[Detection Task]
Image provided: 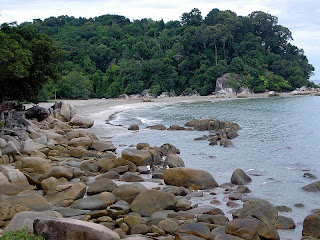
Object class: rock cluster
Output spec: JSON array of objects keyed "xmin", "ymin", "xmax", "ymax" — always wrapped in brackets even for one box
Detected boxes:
[{"xmin": 0, "ymin": 101, "xmax": 314, "ymax": 239}]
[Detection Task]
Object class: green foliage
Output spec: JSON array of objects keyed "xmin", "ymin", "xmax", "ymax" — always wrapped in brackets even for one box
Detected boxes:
[
  {"xmin": 0, "ymin": 23, "xmax": 60, "ymax": 103},
  {"xmin": 0, "ymin": 229, "xmax": 44, "ymax": 240},
  {"xmin": 12, "ymin": 9, "xmax": 313, "ymax": 99}
]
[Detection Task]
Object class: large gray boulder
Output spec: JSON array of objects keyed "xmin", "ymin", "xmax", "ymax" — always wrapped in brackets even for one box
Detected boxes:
[
  {"xmin": 121, "ymin": 148, "xmax": 152, "ymax": 166},
  {"xmin": 4, "ymin": 211, "xmax": 63, "ymax": 234},
  {"xmin": 1, "ymin": 168, "xmax": 29, "ymax": 185},
  {"xmin": 87, "ymin": 179, "xmax": 118, "ymax": 195},
  {"xmin": 163, "ymin": 167, "xmax": 218, "ymax": 190},
  {"xmin": 91, "ymin": 140, "xmax": 116, "ymax": 152},
  {"xmin": 302, "ymin": 181, "xmax": 320, "ymax": 192},
  {"xmin": 40, "ymin": 166, "xmax": 74, "ymax": 181},
  {"xmin": 69, "ymin": 114, "xmax": 94, "ymax": 128},
  {"xmin": 22, "ymin": 139, "xmax": 47, "ymax": 154},
  {"xmin": 164, "ymin": 153, "xmax": 185, "ymax": 168},
  {"xmin": 46, "ymin": 182, "xmax": 86, "ymax": 204},
  {"xmin": 70, "ymin": 192, "xmax": 116, "ymax": 210},
  {"xmin": 33, "ymin": 217, "xmax": 120, "ymax": 240},
  {"xmin": 1, "ymin": 141, "xmax": 20, "ymax": 156},
  {"xmin": 51, "ymin": 101, "xmax": 77, "ymax": 122}
]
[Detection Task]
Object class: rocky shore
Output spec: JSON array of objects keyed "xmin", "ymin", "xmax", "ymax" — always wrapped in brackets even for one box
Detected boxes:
[{"xmin": 0, "ymin": 100, "xmax": 320, "ymax": 240}]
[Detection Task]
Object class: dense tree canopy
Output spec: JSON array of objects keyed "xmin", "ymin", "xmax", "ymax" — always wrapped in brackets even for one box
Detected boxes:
[
  {"xmin": 3, "ymin": 8, "xmax": 315, "ymax": 100},
  {"xmin": 0, "ymin": 23, "xmax": 60, "ymax": 102}
]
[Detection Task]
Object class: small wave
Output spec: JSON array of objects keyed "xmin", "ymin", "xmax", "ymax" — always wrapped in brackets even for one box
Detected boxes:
[{"xmin": 137, "ymin": 117, "xmax": 161, "ymax": 125}]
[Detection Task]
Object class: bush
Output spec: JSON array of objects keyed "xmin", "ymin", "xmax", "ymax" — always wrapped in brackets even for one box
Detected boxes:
[{"xmin": 0, "ymin": 229, "xmax": 44, "ymax": 240}]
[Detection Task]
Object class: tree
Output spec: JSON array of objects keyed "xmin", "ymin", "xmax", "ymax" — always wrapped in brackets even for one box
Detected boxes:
[
  {"xmin": 181, "ymin": 8, "xmax": 203, "ymax": 27},
  {"xmin": 0, "ymin": 23, "xmax": 60, "ymax": 103}
]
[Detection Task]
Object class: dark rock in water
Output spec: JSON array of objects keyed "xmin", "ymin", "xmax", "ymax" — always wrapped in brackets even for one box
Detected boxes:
[
  {"xmin": 145, "ymin": 124, "xmax": 167, "ymax": 130},
  {"xmin": 33, "ymin": 217, "xmax": 120, "ymax": 240},
  {"xmin": 274, "ymin": 216, "xmax": 295, "ymax": 229},
  {"xmin": 294, "ymin": 203, "xmax": 305, "ymax": 208},
  {"xmin": 246, "ymin": 169, "xmax": 264, "ymax": 176},
  {"xmin": 220, "ymin": 138, "xmax": 234, "ymax": 148},
  {"xmin": 231, "ymin": 168, "xmax": 252, "ymax": 185},
  {"xmin": 235, "ymin": 185, "xmax": 251, "ymax": 193},
  {"xmin": 159, "ymin": 143, "xmax": 180, "ymax": 156},
  {"xmin": 25, "ymin": 105, "xmax": 49, "ymax": 121},
  {"xmin": 302, "ymin": 181, "xmax": 320, "ymax": 192},
  {"xmin": 168, "ymin": 125, "xmax": 186, "ymax": 131},
  {"xmin": 163, "ymin": 167, "xmax": 218, "ymax": 190},
  {"xmin": 128, "ymin": 124, "xmax": 139, "ymax": 130},
  {"xmin": 303, "ymin": 173, "xmax": 317, "ymax": 179},
  {"xmin": 275, "ymin": 205, "xmax": 292, "ymax": 213},
  {"xmin": 194, "ymin": 135, "xmax": 209, "ymax": 141},
  {"xmin": 302, "ymin": 214, "xmax": 320, "ymax": 238}
]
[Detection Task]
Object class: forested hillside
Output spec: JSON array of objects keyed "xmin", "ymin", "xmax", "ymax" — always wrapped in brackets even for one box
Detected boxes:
[{"xmin": 26, "ymin": 8, "xmax": 315, "ymax": 99}]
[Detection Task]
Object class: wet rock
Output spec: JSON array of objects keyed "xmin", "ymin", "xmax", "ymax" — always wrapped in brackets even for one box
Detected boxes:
[
  {"xmin": 275, "ymin": 205, "xmax": 292, "ymax": 213},
  {"xmin": 274, "ymin": 216, "xmax": 295, "ymax": 229},
  {"xmin": 164, "ymin": 153, "xmax": 185, "ymax": 168},
  {"xmin": 168, "ymin": 125, "xmax": 186, "ymax": 131},
  {"xmin": 120, "ymin": 172, "xmax": 145, "ymax": 182},
  {"xmin": 219, "ymin": 138, "xmax": 234, "ymax": 148},
  {"xmin": 302, "ymin": 214, "xmax": 320, "ymax": 238},
  {"xmin": 130, "ymin": 190, "xmax": 178, "ymax": 217},
  {"xmin": 69, "ymin": 114, "xmax": 94, "ymax": 128},
  {"xmin": 146, "ymin": 124, "xmax": 167, "ymax": 130},
  {"xmin": 128, "ymin": 125, "xmax": 139, "ymax": 131},
  {"xmin": 80, "ymin": 159, "xmax": 98, "ymax": 173},
  {"xmin": 175, "ymin": 198, "xmax": 192, "ymax": 211},
  {"xmin": 121, "ymin": 148, "xmax": 152, "ymax": 166},
  {"xmin": 71, "ymin": 192, "xmax": 116, "ymax": 210},
  {"xmin": 33, "ymin": 217, "xmax": 120, "ymax": 240},
  {"xmin": 87, "ymin": 178, "xmax": 118, "ymax": 195},
  {"xmin": 303, "ymin": 181, "xmax": 320, "ymax": 192},
  {"xmin": 234, "ymin": 185, "xmax": 251, "ymax": 193},
  {"xmin": 230, "ymin": 168, "xmax": 252, "ymax": 185},
  {"xmin": 163, "ymin": 167, "xmax": 218, "ymax": 190},
  {"xmin": 136, "ymin": 143, "xmax": 150, "ymax": 150},
  {"xmin": 46, "ymin": 182, "xmax": 86, "ymax": 204},
  {"xmin": 303, "ymin": 173, "xmax": 317, "ymax": 179}
]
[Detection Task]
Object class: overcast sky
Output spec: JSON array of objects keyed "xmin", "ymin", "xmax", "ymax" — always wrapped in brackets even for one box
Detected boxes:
[{"xmin": 1, "ymin": 0, "xmax": 319, "ymax": 81}]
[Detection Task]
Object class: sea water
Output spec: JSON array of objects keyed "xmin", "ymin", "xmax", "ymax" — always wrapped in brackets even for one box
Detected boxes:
[{"xmin": 109, "ymin": 96, "xmax": 320, "ymax": 239}]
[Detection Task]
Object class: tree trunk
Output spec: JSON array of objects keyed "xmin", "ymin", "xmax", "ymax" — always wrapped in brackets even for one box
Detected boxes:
[
  {"xmin": 215, "ymin": 43, "xmax": 218, "ymax": 66},
  {"xmin": 223, "ymin": 42, "xmax": 226, "ymax": 59}
]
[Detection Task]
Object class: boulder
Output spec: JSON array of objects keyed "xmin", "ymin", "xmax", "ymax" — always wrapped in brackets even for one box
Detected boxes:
[
  {"xmin": 302, "ymin": 181, "xmax": 320, "ymax": 192},
  {"xmin": 41, "ymin": 177, "xmax": 59, "ymax": 195},
  {"xmin": 69, "ymin": 114, "xmax": 94, "ymax": 128},
  {"xmin": 1, "ymin": 192, "xmax": 50, "ymax": 211},
  {"xmin": 97, "ymin": 171, "xmax": 120, "ymax": 180},
  {"xmin": 168, "ymin": 125, "xmax": 186, "ymax": 131},
  {"xmin": 163, "ymin": 167, "xmax": 218, "ymax": 190},
  {"xmin": 0, "ymin": 138, "xmax": 7, "ymax": 148},
  {"xmin": 1, "ymin": 168, "xmax": 29, "ymax": 185},
  {"xmin": 274, "ymin": 216, "xmax": 295, "ymax": 229},
  {"xmin": 225, "ymin": 218, "xmax": 279, "ymax": 240},
  {"xmin": 159, "ymin": 143, "xmax": 180, "ymax": 156},
  {"xmin": 146, "ymin": 124, "xmax": 167, "ymax": 130},
  {"xmin": 0, "ymin": 183, "xmax": 36, "ymax": 195},
  {"xmin": 178, "ymin": 222, "xmax": 212, "ymax": 239},
  {"xmin": 69, "ymin": 146, "xmax": 88, "ymax": 158},
  {"xmin": 136, "ymin": 143, "xmax": 150, "ymax": 150},
  {"xmin": 91, "ymin": 140, "xmax": 116, "ymax": 152},
  {"xmin": 119, "ymin": 172, "xmax": 145, "ymax": 182},
  {"xmin": 232, "ymin": 198, "xmax": 278, "ymax": 224},
  {"xmin": 22, "ymin": 139, "xmax": 47, "ymax": 154},
  {"xmin": 128, "ymin": 125, "xmax": 139, "ymax": 131},
  {"xmin": 33, "ymin": 217, "xmax": 120, "ymax": 240},
  {"xmin": 215, "ymin": 73, "xmax": 241, "ymax": 95},
  {"xmin": 41, "ymin": 166, "xmax": 74, "ymax": 181},
  {"xmin": 121, "ymin": 148, "xmax": 152, "ymax": 166},
  {"xmin": 112, "ymin": 186, "xmax": 145, "ymax": 204},
  {"xmin": 230, "ymin": 168, "xmax": 252, "ymax": 185},
  {"xmin": 159, "ymin": 218, "xmax": 179, "ymax": 234},
  {"xmin": 175, "ymin": 198, "xmax": 192, "ymax": 211},
  {"xmin": 1, "ymin": 141, "xmax": 20, "ymax": 156},
  {"xmin": 4, "ymin": 211, "xmax": 62, "ymax": 234},
  {"xmin": 71, "ymin": 192, "xmax": 116, "ymax": 210},
  {"xmin": 0, "ymin": 172, "xmax": 9, "ymax": 185},
  {"xmin": 25, "ymin": 106, "xmax": 49, "ymax": 121},
  {"xmin": 46, "ymin": 182, "xmax": 86, "ymax": 204},
  {"xmin": 51, "ymin": 102, "xmax": 77, "ymax": 122},
  {"xmin": 197, "ymin": 214, "xmax": 229, "ymax": 225},
  {"xmin": 68, "ymin": 137, "xmax": 93, "ymax": 148},
  {"xmin": 20, "ymin": 156, "xmax": 52, "ymax": 174},
  {"xmin": 80, "ymin": 159, "xmax": 98, "ymax": 173},
  {"xmin": 302, "ymin": 214, "xmax": 320, "ymax": 238},
  {"xmin": 164, "ymin": 153, "xmax": 185, "ymax": 168},
  {"xmin": 220, "ymin": 138, "xmax": 234, "ymax": 148},
  {"xmin": 130, "ymin": 189, "xmax": 178, "ymax": 216},
  {"xmin": 87, "ymin": 179, "xmax": 118, "ymax": 195}
]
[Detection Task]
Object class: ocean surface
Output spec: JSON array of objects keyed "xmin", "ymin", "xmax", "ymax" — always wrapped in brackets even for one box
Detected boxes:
[{"xmin": 108, "ymin": 96, "xmax": 320, "ymax": 239}]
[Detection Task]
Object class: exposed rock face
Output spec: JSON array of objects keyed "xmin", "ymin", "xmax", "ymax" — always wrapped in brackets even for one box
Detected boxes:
[
  {"xmin": 121, "ymin": 149, "xmax": 153, "ymax": 166},
  {"xmin": 33, "ymin": 217, "xmax": 120, "ymax": 240},
  {"xmin": 163, "ymin": 167, "xmax": 218, "ymax": 190},
  {"xmin": 215, "ymin": 73, "xmax": 242, "ymax": 95},
  {"xmin": 50, "ymin": 101, "xmax": 77, "ymax": 122},
  {"xmin": 130, "ymin": 190, "xmax": 178, "ymax": 216},
  {"xmin": 69, "ymin": 114, "xmax": 94, "ymax": 128},
  {"xmin": 230, "ymin": 168, "xmax": 252, "ymax": 185},
  {"xmin": 145, "ymin": 124, "xmax": 167, "ymax": 130}
]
